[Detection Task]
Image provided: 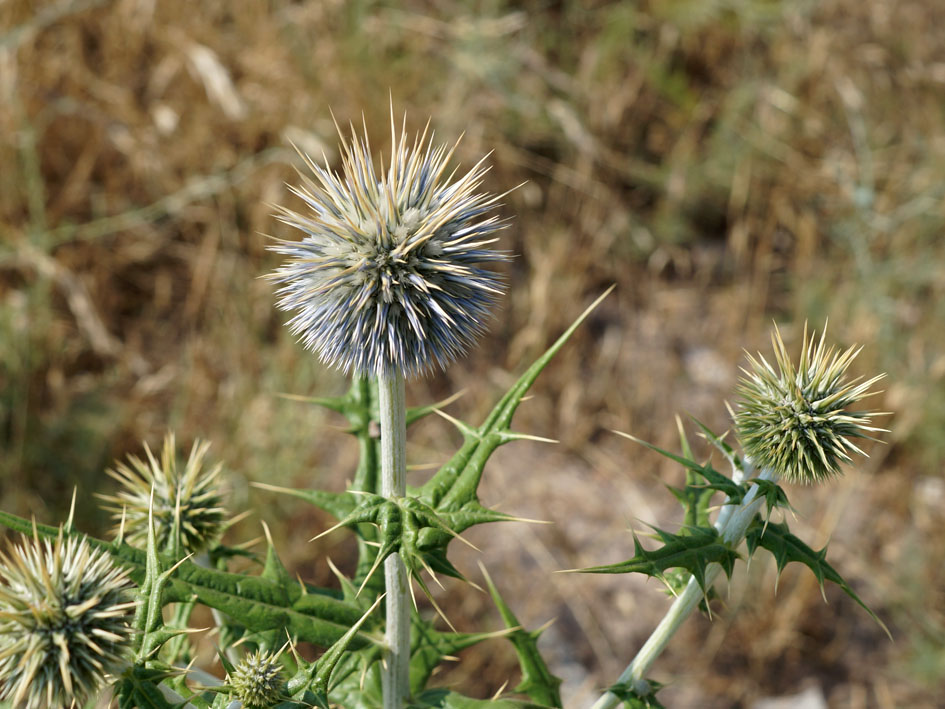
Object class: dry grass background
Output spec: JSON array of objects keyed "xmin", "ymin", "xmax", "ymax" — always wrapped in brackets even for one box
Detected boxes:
[{"xmin": 2, "ymin": 0, "xmax": 945, "ymax": 706}]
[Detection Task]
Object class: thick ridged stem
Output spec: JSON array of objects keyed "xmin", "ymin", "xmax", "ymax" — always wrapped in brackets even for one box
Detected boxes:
[
  {"xmin": 590, "ymin": 466, "xmax": 778, "ymax": 709},
  {"xmin": 379, "ymin": 373, "xmax": 409, "ymax": 709}
]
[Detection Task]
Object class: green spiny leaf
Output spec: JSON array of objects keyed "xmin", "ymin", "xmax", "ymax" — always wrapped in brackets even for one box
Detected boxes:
[
  {"xmin": 689, "ymin": 417, "xmax": 742, "ymax": 474},
  {"xmin": 422, "ymin": 288, "xmax": 613, "ymax": 512},
  {"xmin": 745, "ymin": 518, "xmax": 889, "ymax": 636},
  {"xmin": 267, "ymin": 377, "xmax": 386, "ymax": 602},
  {"xmin": 163, "ymin": 598, "xmax": 198, "ymax": 665},
  {"xmin": 310, "ymin": 595, "xmax": 383, "ymax": 698},
  {"xmin": 114, "ymin": 665, "xmax": 186, "ymax": 709},
  {"xmin": 409, "ymin": 617, "xmax": 510, "ymax": 697},
  {"xmin": 437, "ymin": 502, "xmax": 537, "ymax": 537},
  {"xmin": 749, "ymin": 478, "xmax": 795, "ymax": 523},
  {"xmin": 262, "ymin": 534, "xmax": 294, "ymax": 588},
  {"xmin": 341, "ymin": 377, "xmax": 380, "ymax": 495},
  {"xmin": 604, "ymin": 679, "xmax": 666, "ymax": 709},
  {"xmin": 612, "ymin": 431, "xmax": 745, "ymax": 502},
  {"xmin": 666, "ymin": 483, "xmax": 713, "ymax": 531},
  {"xmin": 406, "ymin": 390, "xmax": 466, "ymax": 427},
  {"xmin": 481, "ymin": 565, "xmax": 562, "ymax": 708},
  {"xmin": 577, "ymin": 525, "xmax": 739, "ymax": 593},
  {"xmin": 665, "ymin": 433, "xmax": 703, "ymax": 523},
  {"xmin": 253, "ymin": 485, "xmax": 361, "ymax": 524},
  {"xmin": 663, "ymin": 419, "xmax": 715, "ymax": 530}
]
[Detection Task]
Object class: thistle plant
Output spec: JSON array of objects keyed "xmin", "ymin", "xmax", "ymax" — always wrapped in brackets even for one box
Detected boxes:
[
  {"xmin": 0, "ymin": 109, "xmax": 893, "ymax": 709},
  {"xmin": 0, "ymin": 529, "xmax": 135, "ymax": 708},
  {"xmin": 268, "ymin": 110, "xmax": 510, "ymax": 709},
  {"xmin": 587, "ymin": 326, "xmax": 887, "ymax": 709}
]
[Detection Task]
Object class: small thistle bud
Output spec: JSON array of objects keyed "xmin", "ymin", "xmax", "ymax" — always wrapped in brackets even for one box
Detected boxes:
[
  {"xmin": 227, "ymin": 649, "xmax": 285, "ymax": 708},
  {"xmin": 99, "ymin": 432, "xmax": 227, "ymax": 554},
  {"xmin": 268, "ymin": 110, "xmax": 510, "ymax": 378},
  {"xmin": 734, "ymin": 325, "xmax": 885, "ymax": 484},
  {"xmin": 0, "ymin": 531, "xmax": 135, "ymax": 709}
]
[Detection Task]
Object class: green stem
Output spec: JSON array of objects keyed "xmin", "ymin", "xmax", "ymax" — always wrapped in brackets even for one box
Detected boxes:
[
  {"xmin": 590, "ymin": 466, "xmax": 777, "ymax": 709},
  {"xmin": 378, "ymin": 372, "xmax": 409, "ymax": 709}
]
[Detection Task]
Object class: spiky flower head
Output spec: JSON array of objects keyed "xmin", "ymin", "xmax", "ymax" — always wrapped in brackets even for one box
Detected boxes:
[
  {"xmin": 268, "ymin": 111, "xmax": 510, "ymax": 378},
  {"xmin": 227, "ymin": 649, "xmax": 285, "ymax": 708},
  {"xmin": 734, "ymin": 325, "xmax": 886, "ymax": 484},
  {"xmin": 0, "ymin": 530, "xmax": 135, "ymax": 708},
  {"xmin": 99, "ymin": 433, "xmax": 227, "ymax": 554}
]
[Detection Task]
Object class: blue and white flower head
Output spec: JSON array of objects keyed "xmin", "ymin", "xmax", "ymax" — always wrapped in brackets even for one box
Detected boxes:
[{"xmin": 268, "ymin": 111, "xmax": 510, "ymax": 378}]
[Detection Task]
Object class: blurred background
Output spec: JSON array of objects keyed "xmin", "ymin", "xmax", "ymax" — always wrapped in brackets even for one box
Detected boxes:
[{"xmin": 2, "ymin": 0, "xmax": 944, "ymax": 706}]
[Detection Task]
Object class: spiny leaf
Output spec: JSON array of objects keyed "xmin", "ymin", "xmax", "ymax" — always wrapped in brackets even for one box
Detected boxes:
[
  {"xmin": 690, "ymin": 417, "xmax": 742, "ymax": 474},
  {"xmin": 745, "ymin": 518, "xmax": 889, "ymax": 636},
  {"xmin": 252, "ymin": 484, "xmax": 360, "ymax": 524},
  {"xmin": 276, "ymin": 391, "xmax": 349, "ymax": 414},
  {"xmin": 664, "ymin": 419, "xmax": 715, "ymax": 531},
  {"xmin": 261, "ymin": 529, "xmax": 294, "ymax": 588},
  {"xmin": 422, "ymin": 287, "xmax": 613, "ymax": 512},
  {"xmin": 114, "ymin": 665, "xmax": 187, "ymax": 709},
  {"xmin": 749, "ymin": 478, "xmax": 795, "ymax": 523},
  {"xmin": 481, "ymin": 564, "xmax": 562, "ymax": 708},
  {"xmin": 345, "ymin": 378, "xmax": 381, "ymax": 496},
  {"xmin": 409, "ymin": 617, "xmax": 512, "ymax": 696},
  {"xmin": 407, "ymin": 390, "xmax": 466, "ymax": 426},
  {"xmin": 433, "ymin": 502, "xmax": 532, "ymax": 537},
  {"xmin": 666, "ymin": 483, "xmax": 713, "ymax": 531},
  {"xmin": 310, "ymin": 594, "xmax": 384, "ymax": 698},
  {"xmin": 604, "ymin": 680, "xmax": 666, "ymax": 709},
  {"xmin": 611, "ymin": 431, "xmax": 745, "ymax": 503},
  {"xmin": 576, "ymin": 525, "xmax": 739, "ymax": 593}
]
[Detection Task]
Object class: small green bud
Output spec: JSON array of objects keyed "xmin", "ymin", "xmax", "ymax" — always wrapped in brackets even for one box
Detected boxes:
[
  {"xmin": 734, "ymin": 325, "xmax": 885, "ymax": 484},
  {"xmin": 0, "ymin": 530, "xmax": 135, "ymax": 708},
  {"xmin": 99, "ymin": 432, "xmax": 228, "ymax": 554},
  {"xmin": 228, "ymin": 649, "xmax": 286, "ymax": 708}
]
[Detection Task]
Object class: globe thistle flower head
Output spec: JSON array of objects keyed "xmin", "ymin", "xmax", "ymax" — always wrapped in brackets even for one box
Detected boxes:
[
  {"xmin": 268, "ymin": 111, "xmax": 511, "ymax": 378},
  {"xmin": 227, "ymin": 648, "xmax": 285, "ymax": 708},
  {"xmin": 734, "ymin": 325, "xmax": 886, "ymax": 484},
  {"xmin": 100, "ymin": 433, "xmax": 227, "ymax": 554},
  {"xmin": 0, "ymin": 529, "xmax": 135, "ymax": 708}
]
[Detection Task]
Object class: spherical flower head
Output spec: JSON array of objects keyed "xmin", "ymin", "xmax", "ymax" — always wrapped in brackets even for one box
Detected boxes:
[
  {"xmin": 0, "ymin": 530, "xmax": 135, "ymax": 709},
  {"xmin": 99, "ymin": 433, "xmax": 228, "ymax": 554},
  {"xmin": 734, "ymin": 325, "xmax": 886, "ymax": 484},
  {"xmin": 268, "ymin": 112, "xmax": 511, "ymax": 378},
  {"xmin": 227, "ymin": 649, "xmax": 285, "ymax": 708}
]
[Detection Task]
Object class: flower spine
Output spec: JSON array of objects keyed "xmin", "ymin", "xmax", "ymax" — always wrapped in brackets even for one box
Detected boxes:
[
  {"xmin": 734, "ymin": 325, "xmax": 885, "ymax": 483},
  {"xmin": 268, "ymin": 111, "xmax": 510, "ymax": 378},
  {"xmin": 0, "ymin": 530, "xmax": 135, "ymax": 708}
]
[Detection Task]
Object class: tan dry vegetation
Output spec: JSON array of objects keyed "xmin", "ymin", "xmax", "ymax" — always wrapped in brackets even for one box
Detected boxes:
[{"xmin": 1, "ymin": 0, "xmax": 944, "ymax": 707}]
